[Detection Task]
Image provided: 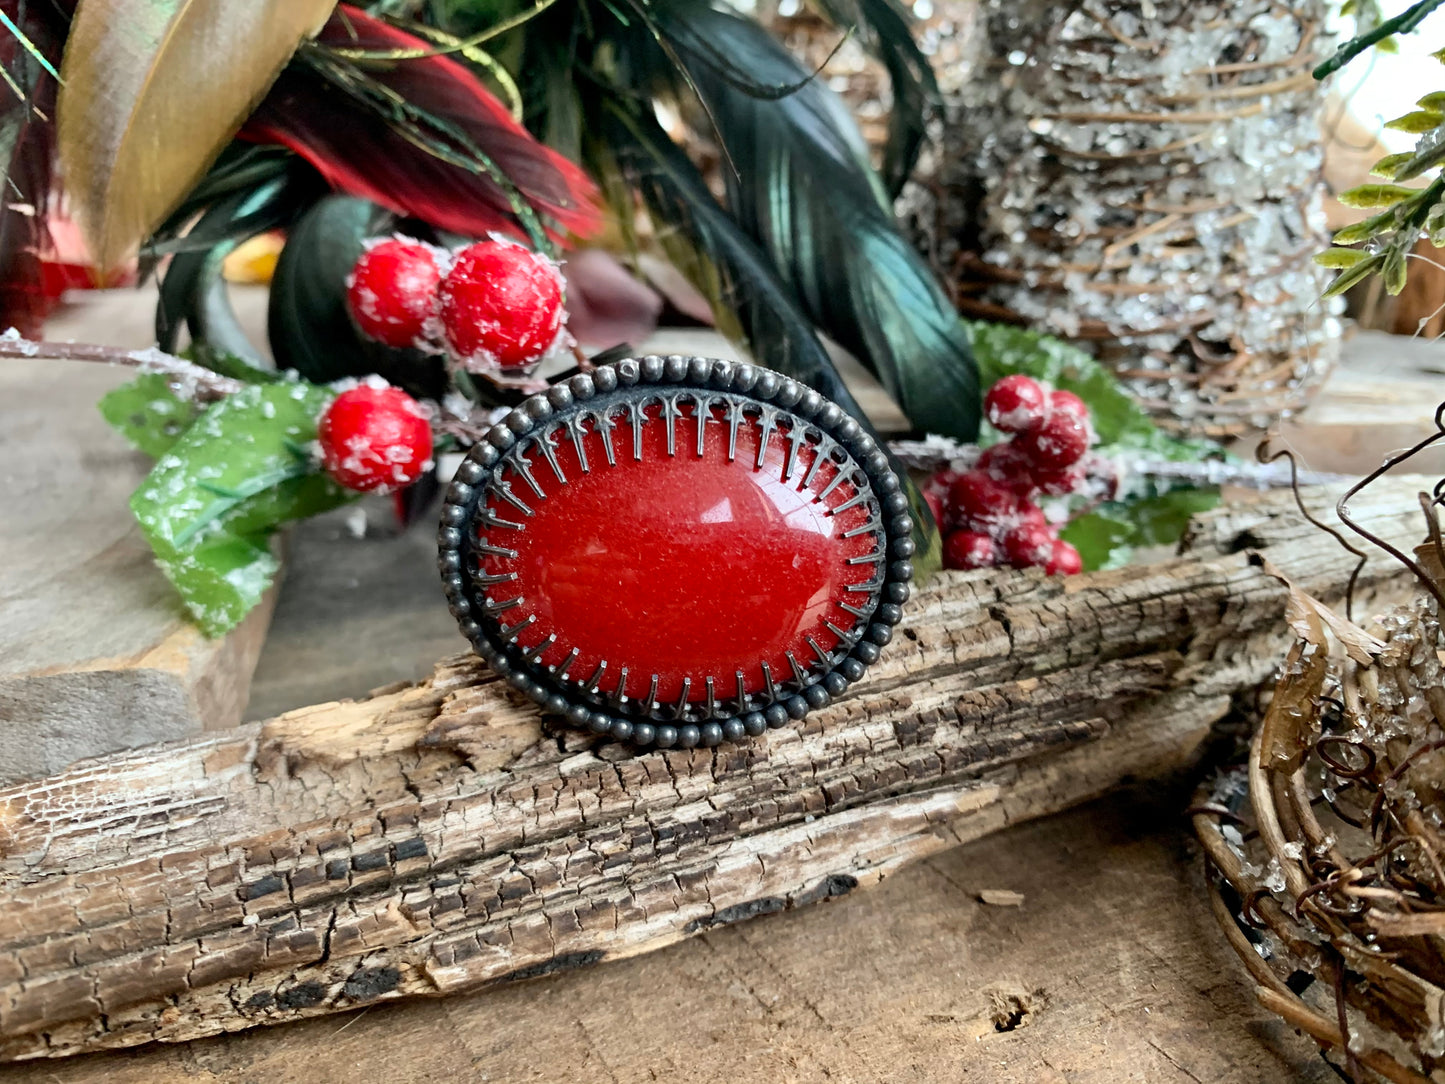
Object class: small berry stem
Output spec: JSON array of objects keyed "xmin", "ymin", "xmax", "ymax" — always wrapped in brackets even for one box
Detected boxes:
[
  {"xmin": 0, "ymin": 329, "xmax": 243, "ymax": 401},
  {"xmin": 571, "ymin": 343, "xmax": 595, "ymax": 373}
]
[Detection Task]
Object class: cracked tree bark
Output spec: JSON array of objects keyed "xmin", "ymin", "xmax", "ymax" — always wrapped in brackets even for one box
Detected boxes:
[{"xmin": 0, "ymin": 479, "xmax": 1428, "ymax": 1060}]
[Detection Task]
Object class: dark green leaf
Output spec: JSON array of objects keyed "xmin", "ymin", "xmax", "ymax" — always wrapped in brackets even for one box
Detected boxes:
[
  {"xmin": 98, "ymin": 374, "xmax": 203, "ymax": 458},
  {"xmin": 268, "ymin": 194, "xmax": 450, "ymax": 400},
  {"xmin": 131, "ymin": 381, "xmax": 353, "ymax": 635}
]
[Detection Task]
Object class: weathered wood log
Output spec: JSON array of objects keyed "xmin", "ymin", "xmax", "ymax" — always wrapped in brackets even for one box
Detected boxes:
[{"xmin": 0, "ymin": 479, "xmax": 1428, "ymax": 1059}]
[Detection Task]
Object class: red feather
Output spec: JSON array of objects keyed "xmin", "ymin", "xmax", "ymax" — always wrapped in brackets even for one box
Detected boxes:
[
  {"xmin": 0, "ymin": 1, "xmax": 66, "ymax": 336},
  {"xmin": 241, "ymin": 6, "xmax": 601, "ymax": 244}
]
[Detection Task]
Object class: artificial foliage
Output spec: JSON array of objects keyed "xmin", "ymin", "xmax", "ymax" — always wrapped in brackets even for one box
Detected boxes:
[{"xmin": 1313, "ymin": 0, "xmax": 1445, "ymax": 297}]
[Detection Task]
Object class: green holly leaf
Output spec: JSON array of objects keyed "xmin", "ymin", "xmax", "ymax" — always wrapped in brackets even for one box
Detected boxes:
[
  {"xmin": 1385, "ymin": 110, "xmax": 1444, "ymax": 134},
  {"xmin": 1338, "ymin": 182, "xmax": 1426, "ymax": 208},
  {"xmin": 1313, "ymin": 247, "xmax": 1369, "ymax": 269},
  {"xmin": 962, "ymin": 320, "xmax": 1213, "ymax": 461},
  {"xmin": 98, "ymin": 373, "xmax": 204, "ymax": 458},
  {"xmin": 1060, "ymin": 488, "xmax": 1222, "ymax": 572},
  {"xmin": 1369, "ymin": 152, "xmax": 1414, "ymax": 179},
  {"xmin": 131, "ymin": 380, "xmax": 353, "ymax": 635}
]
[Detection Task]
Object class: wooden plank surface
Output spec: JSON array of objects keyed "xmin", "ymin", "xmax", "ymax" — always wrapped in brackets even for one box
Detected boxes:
[
  {"xmin": 0, "ymin": 478, "xmax": 1427, "ymax": 1067},
  {"xmin": 0, "ymin": 349, "xmax": 274, "ymax": 785}
]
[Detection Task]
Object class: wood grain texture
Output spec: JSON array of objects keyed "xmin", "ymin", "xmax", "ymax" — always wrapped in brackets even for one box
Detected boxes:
[
  {"xmin": 0, "ymin": 355, "xmax": 277, "ymax": 786},
  {"xmin": 0, "ymin": 478, "xmax": 1428, "ymax": 1060}
]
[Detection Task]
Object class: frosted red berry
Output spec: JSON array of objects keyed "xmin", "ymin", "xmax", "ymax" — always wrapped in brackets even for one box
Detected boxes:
[
  {"xmin": 924, "ymin": 489, "xmax": 947, "ymax": 530},
  {"xmin": 948, "ymin": 469, "xmax": 1022, "ymax": 532},
  {"xmin": 984, "ymin": 374, "xmax": 1048, "ymax": 434},
  {"xmin": 1016, "ymin": 412, "xmax": 1090, "ymax": 471},
  {"xmin": 1002, "ymin": 522, "xmax": 1055, "ymax": 569},
  {"xmin": 1049, "ymin": 389, "xmax": 1089, "ymax": 423},
  {"xmin": 1045, "ymin": 539, "xmax": 1084, "ymax": 576},
  {"xmin": 318, "ymin": 383, "xmax": 433, "ymax": 493},
  {"xmin": 346, "ymin": 238, "xmax": 442, "ymax": 350},
  {"xmin": 977, "ymin": 442, "xmax": 1037, "ymax": 496},
  {"xmin": 439, "ymin": 241, "xmax": 565, "ymax": 369},
  {"xmin": 943, "ymin": 530, "xmax": 998, "ymax": 570},
  {"xmin": 1031, "ymin": 462, "xmax": 1087, "ymax": 498}
]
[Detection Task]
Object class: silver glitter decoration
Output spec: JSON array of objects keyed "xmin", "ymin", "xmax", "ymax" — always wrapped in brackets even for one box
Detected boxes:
[{"xmin": 902, "ymin": 0, "xmax": 1345, "ymax": 437}]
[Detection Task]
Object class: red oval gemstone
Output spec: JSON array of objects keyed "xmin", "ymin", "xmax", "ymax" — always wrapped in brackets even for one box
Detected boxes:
[{"xmin": 473, "ymin": 399, "xmax": 882, "ymax": 711}]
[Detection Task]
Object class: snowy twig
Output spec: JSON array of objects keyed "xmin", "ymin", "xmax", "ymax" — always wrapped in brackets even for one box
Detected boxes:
[
  {"xmin": 887, "ymin": 434, "xmax": 1355, "ymax": 491},
  {"xmin": 0, "ymin": 328, "xmax": 244, "ymax": 401}
]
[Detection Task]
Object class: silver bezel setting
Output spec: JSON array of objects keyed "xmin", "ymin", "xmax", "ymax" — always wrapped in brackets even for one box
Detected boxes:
[{"xmin": 437, "ymin": 355, "xmax": 914, "ymax": 748}]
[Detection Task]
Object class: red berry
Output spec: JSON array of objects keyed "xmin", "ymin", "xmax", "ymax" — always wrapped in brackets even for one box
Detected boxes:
[
  {"xmin": 977, "ymin": 442, "xmax": 1038, "ymax": 496},
  {"xmin": 923, "ymin": 489, "xmax": 946, "ymax": 530},
  {"xmin": 318, "ymin": 383, "xmax": 434, "ymax": 493},
  {"xmin": 943, "ymin": 529, "xmax": 998, "ymax": 570},
  {"xmin": 948, "ymin": 470, "xmax": 1023, "ymax": 533},
  {"xmin": 346, "ymin": 238, "xmax": 443, "ymax": 350},
  {"xmin": 1016, "ymin": 412, "xmax": 1090, "ymax": 471},
  {"xmin": 1048, "ymin": 389, "xmax": 1089, "ymax": 423},
  {"xmin": 1002, "ymin": 522, "xmax": 1055, "ymax": 569},
  {"xmin": 984, "ymin": 374, "xmax": 1049, "ymax": 434},
  {"xmin": 1031, "ymin": 463, "xmax": 1087, "ymax": 497},
  {"xmin": 1045, "ymin": 539, "xmax": 1084, "ymax": 576},
  {"xmin": 439, "ymin": 241, "xmax": 565, "ymax": 369}
]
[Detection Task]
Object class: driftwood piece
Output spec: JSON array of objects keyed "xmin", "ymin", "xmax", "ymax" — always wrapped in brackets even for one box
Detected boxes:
[{"xmin": 0, "ymin": 480, "xmax": 1428, "ymax": 1059}]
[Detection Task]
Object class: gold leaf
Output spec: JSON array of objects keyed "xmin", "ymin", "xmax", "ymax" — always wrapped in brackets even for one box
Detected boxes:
[
  {"xmin": 57, "ymin": 0, "xmax": 336, "ymax": 270},
  {"xmin": 1258, "ymin": 555, "xmax": 1385, "ymax": 665}
]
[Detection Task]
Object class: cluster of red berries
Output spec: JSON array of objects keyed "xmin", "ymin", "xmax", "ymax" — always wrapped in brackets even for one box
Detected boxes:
[
  {"xmin": 927, "ymin": 374, "xmax": 1097, "ymax": 577},
  {"xmin": 346, "ymin": 236, "xmax": 568, "ymax": 372}
]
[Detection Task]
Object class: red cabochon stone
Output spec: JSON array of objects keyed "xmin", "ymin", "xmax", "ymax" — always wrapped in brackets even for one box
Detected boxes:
[{"xmin": 475, "ymin": 402, "xmax": 881, "ymax": 707}]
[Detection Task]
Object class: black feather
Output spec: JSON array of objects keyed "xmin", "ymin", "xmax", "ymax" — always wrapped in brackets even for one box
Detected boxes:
[
  {"xmin": 598, "ymin": 101, "xmax": 939, "ymax": 566},
  {"xmin": 809, "ymin": 0, "xmax": 936, "ymax": 195},
  {"xmin": 639, "ymin": 3, "xmax": 979, "ymax": 442}
]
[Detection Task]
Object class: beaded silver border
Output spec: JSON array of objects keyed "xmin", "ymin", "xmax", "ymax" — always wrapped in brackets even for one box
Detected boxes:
[{"xmin": 436, "ymin": 355, "xmax": 913, "ymax": 748}]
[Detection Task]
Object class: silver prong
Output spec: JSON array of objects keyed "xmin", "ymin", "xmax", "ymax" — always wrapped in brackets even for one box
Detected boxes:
[
  {"xmin": 761, "ymin": 660, "xmax": 776, "ymax": 701},
  {"xmin": 611, "ymin": 666, "xmax": 630, "ymax": 706},
  {"xmin": 842, "ymin": 518, "xmax": 882, "ymax": 538},
  {"xmin": 558, "ymin": 647, "xmax": 580, "ymax": 679},
  {"xmin": 529, "ymin": 633, "xmax": 557, "ymax": 664},
  {"xmin": 536, "ymin": 429, "xmax": 566, "ymax": 485},
  {"xmin": 807, "ymin": 635, "xmax": 832, "ymax": 664},
  {"xmin": 483, "ymin": 597, "xmax": 523, "ymax": 617},
  {"xmin": 645, "ymin": 672, "xmax": 659, "ymax": 712},
  {"xmin": 470, "ymin": 569, "xmax": 518, "ymax": 586},
  {"xmin": 837, "ymin": 600, "xmax": 869, "ymax": 617},
  {"xmin": 782, "ymin": 426, "xmax": 807, "ymax": 482},
  {"xmin": 786, "ymin": 651, "xmax": 808, "ymax": 684},
  {"xmin": 500, "ymin": 614, "xmax": 536, "ymax": 642},
  {"xmin": 847, "ymin": 552, "xmax": 885, "ymax": 565},
  {"xmin": 628, "ymin": 401, "xmax": 645, "ymax": 461},
  {"xmin": 672, "ymin": 677, "xmax": 690, "ymax": 717},
  {"xmin": 726, "ymin": 401, "xmax": 744, "ymax": 462},
  {"xmin": 568, "ymin": 417, "xmax": 590, "ymax": 474},
  {"xmin": 801, "ymin": 441, "xmax": 831, "ymax": 489},
  {"xmin": 829, "ymin": 489, "xmax": 870, "ymax": 516},
  {"xmin": 491, "ymin": 480, "xmax": 533, "ymax": 517},
  {"xmin": 596, "ymin": 411, "xmax": 618, "ymax": 467},
  {"xmin": 705, "ymin": 676, "xmax": 716, "ymax": 717},
  {"xmin": 585, "ymin": 661, "xmax": 608, "ymax": 692},
  {"xmin": 816, "ymin": 466, "xmax": 853, "ymax": 503},
  {"xmin": 476, "ymin": 541, "xmax": 519, "ymax": 559},
  {"xmin": 755, "ymin": 407, "xmax": 777, "ymax": 470}
]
